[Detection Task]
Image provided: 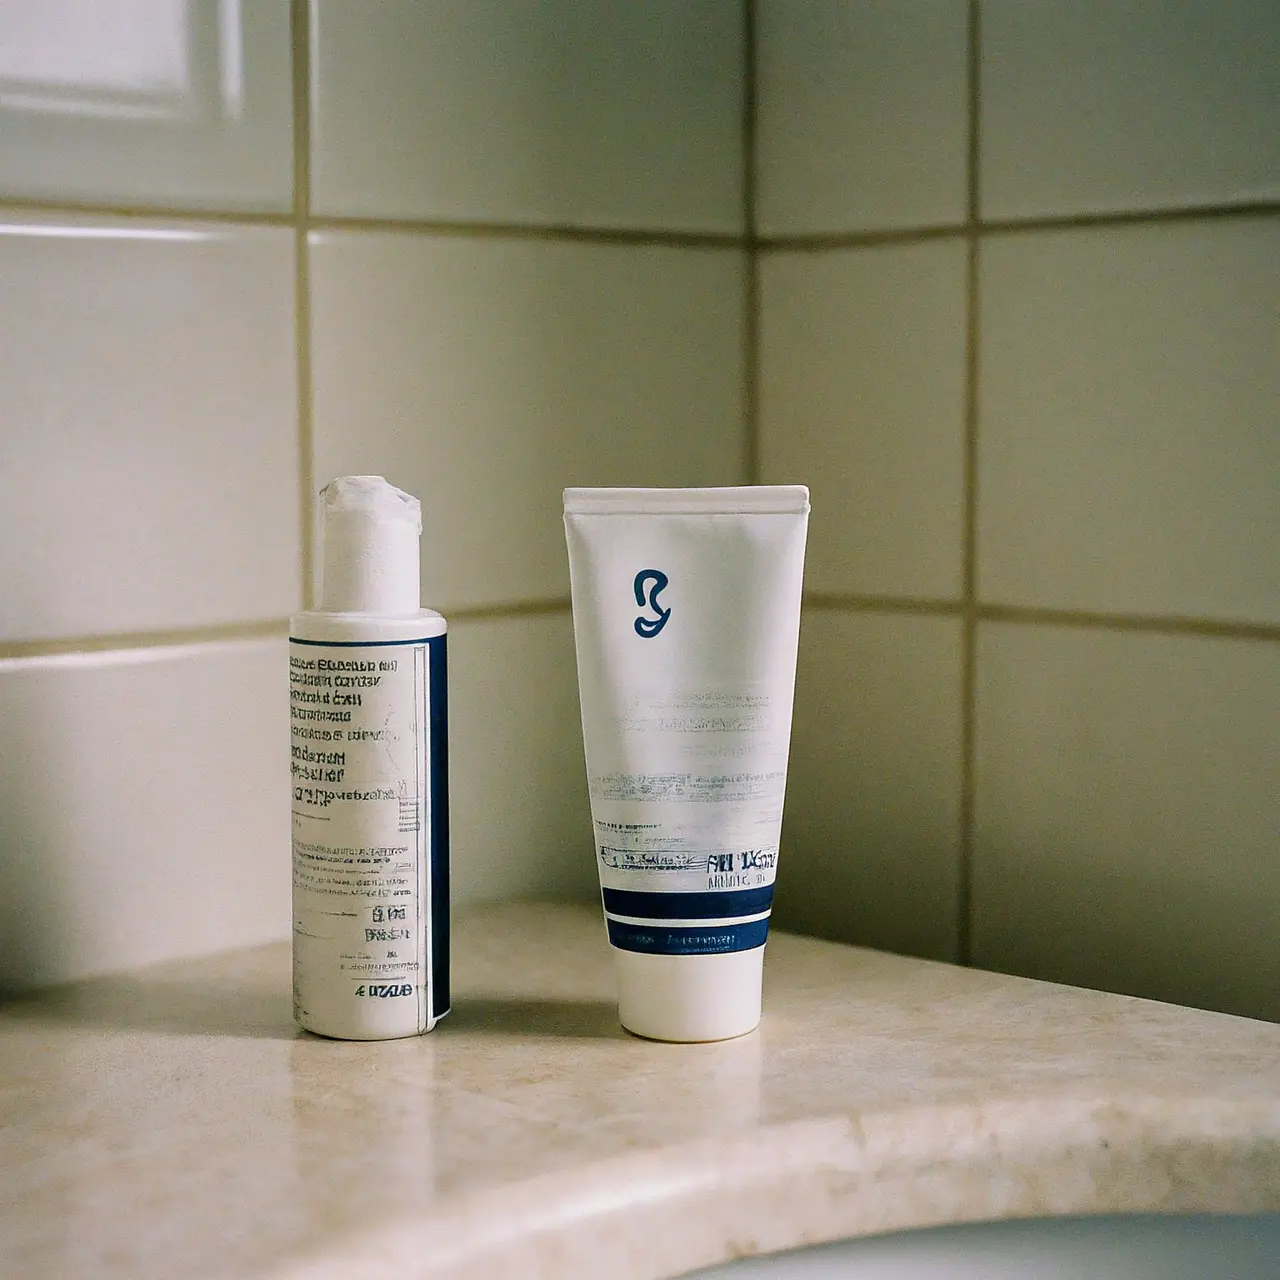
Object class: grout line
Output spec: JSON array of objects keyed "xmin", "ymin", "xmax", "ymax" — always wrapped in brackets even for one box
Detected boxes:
[
  {"xmin": 755, "ymin": 200, "xmax": 1279, "ymax": 254},
  {"xmin": 759, "ymin": 224, "xmax": 967, "ymax": 253},
  {"xmin": 0, "ymin": 201, "xmax": 745, "ymax": 249},
  {"xmin": 309, "ymin": 214, "xmax": 746, "ymax": 249},
  {"xmin": 5, "ymin": 598, "xmax": 1275, "ymax": 663},
  {"xmin": 0, "ymin": 602, "xmax": 575, "ymax": 662},
  {"xmin": 804, "ymin": 594, "xmax": 964, "ymax": 618},
  {"xmin": 956, "ymin": 0, "xmax": 984, "ymax": 970},
  {"xmin": 0, "ymin": 200, "xmax": 1271, "ymax": 249},
  {"xmin": 743, "ymin": 240, "xmax": 761, "ymax": 484},
  {"xmin": 0, "ymin": 197, "xmax": 295, "ymax": 227},
  {"xmin": 804, "ymin": 593, "xmax": 1280, "ymax": 643},
  {"xmin": 965, "ymin": 1, "xmax": 982, "ymax": 233},
  {"xmin": 742, "ymin": 0, "xmax": 761, "ymax": 485},
  {"xmin": 978, "ymin": 604, "xmax": 1280, "ymax": 644},
  {"xmin": 1, "ymin": 202, "xmax": 1267, "ymax": 256},
  {"xmin": 291, "ymin": 0, "xmax": 315, "ymax": 608},
  {"xmin": 0, "ymin": 620, "xmax": 288, "ymax": 662},
  {"xmin": 979, "ymin": 200, "xmax": 1280, "ymax": 237},
  {"xmin": 439, "ymin": 599, "xmax": 572, "ymax": 624}
]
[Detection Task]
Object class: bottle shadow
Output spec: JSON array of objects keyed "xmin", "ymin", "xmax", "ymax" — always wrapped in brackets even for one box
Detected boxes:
[{"xmin": 9, "ymin": 984, "xmax": 624, "ymax": 1043}]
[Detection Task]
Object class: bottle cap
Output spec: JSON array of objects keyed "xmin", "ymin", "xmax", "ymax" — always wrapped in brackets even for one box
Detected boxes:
[
  {"xmin": 318, "ymin": 476, "xmax": 421, "ymax": 614},
  {"xmin": 613, "ymin": 946, "xmax": 764, "ymax": 1042}
]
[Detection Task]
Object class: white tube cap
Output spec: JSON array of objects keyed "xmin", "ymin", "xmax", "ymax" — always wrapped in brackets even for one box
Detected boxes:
[{"xmin": 614, "ymin": 946, "xmax": 765, "ymax": 1042}]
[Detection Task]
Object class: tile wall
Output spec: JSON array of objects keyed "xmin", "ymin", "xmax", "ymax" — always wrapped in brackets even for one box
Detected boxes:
[
  {"xmin": 2, "ymin": 2, "xmax": 1275, "ymax": 1023},
  {"xmin": 761, "ymin": 0, "xmax": 1279, "ymax": 1021},
  {"xmin": 0, "ymin": 0, "xmax": 745, "ymax": 993}
]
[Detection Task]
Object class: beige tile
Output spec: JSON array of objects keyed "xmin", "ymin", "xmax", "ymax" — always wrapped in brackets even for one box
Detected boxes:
[
  {"xmin": 0, "ymin": 217, "xmax": 299, "ymax": 644},
  {"xmin": 310, "ymin": 0, "xmax": 744, "ymax": 231},
  {"xmin": 0, "ymin": 0, "xmax": 292, "ymax": 211},
  {"xmin": 973, "ymin": 623, "xmax": 1280, "ymax": 1022},
  {"xmin": 760, "ymin": 241, "xmax": 967, "ymax": 600},
  {"xmin": 978, "ymin": 218, "xmax": 1280, "ymax": 623},
  {"xmin": 447, "ymin": 611, "xmax": 594, "ymax": 905},
  {"xmin": 310, "ymin": 231, "xmax": 746, "ymax": 609},
  {"xmin": 0, "ymin": 639, "xmax": 290, "ymax": 993},
  {"xmin": 982, "ymin": 0, "xmax": 1280, "ymax": 219},
  {"xmin": 756, "ymin": 0, "xmax": 968, "ymax": 235},
  {"xmin": 776, "ymin": 609, "xmax": 963, "ymax": 962}
]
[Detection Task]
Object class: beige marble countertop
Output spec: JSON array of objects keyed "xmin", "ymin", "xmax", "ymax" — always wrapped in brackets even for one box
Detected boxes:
[{"xmin": 2, "ymin": 902, "xmax": 1277, "ymax": 1279}]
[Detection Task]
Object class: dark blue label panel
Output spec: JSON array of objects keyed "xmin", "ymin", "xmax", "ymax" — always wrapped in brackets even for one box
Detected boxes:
[
  {"xmin": 607, "ymin": 917, "xmax": 770, "ymax": 956},
  {"xmin": 602, "ymin": 885, "xmax": 774, "ymax": 920},
  {"xmin": 428, "ymin": 634, "xmax": 450, "ymax": 1020}
]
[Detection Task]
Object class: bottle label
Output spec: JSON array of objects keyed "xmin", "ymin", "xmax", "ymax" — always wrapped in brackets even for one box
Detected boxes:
[{"xmin": 289, "ymin": 635, "xmax": 448, "ymax": 1037}]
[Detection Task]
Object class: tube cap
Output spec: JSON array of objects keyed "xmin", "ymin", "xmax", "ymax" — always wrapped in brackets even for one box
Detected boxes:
[
  {"xmin": 613, "ymin": 946, "xmax": 764, "ymax": 1042},
  {"xmin": 318, "ymin": 475, "xmax": 421, "ymax": 614}
]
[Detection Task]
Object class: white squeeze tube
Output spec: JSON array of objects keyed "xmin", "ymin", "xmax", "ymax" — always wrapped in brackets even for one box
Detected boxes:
[
  {"xmin": 290, "ymin": 476, "xmax": 449, "ymax": 1040},
  {"xmin": 564, "ymin": 486, "xmax": 809, "ymax": 1042}
]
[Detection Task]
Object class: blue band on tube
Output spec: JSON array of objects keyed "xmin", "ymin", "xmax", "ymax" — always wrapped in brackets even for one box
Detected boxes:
[
  {"xmin": 601, "ymin": 885, "xmax": 774, "ymax": 920},
  {"xmin": 606, "ymin": 917, "xmax": 770, "ymax": 956}
]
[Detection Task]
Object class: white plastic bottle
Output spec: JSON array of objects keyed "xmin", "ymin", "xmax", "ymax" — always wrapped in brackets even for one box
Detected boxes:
[{"xmin": 290, "ymin": 476, "xmax": 449, "ymax": 1039}]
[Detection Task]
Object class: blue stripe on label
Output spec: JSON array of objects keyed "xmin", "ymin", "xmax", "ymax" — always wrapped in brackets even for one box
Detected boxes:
[
  {"xmin": 606, "ymin": 917, "xmax": 770, "ymax": 956},
  {"xmin": 428, "ymin": 634, "xmax": 450, "ymax": 1020},
  {"xmin": 601, "ymin": 885, "xmax": 774, "ymax": 920}
]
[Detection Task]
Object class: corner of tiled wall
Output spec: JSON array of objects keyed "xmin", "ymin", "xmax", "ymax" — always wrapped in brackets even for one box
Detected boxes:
[
  {"xmin": 755, "ymin": 0, "xmax": 971, "ymax": 965},
  {"xmin": 0, "ymin": 0, "xmax": 748, "ymax": 994},
  {"xmin": 4, "ymin": 1, "xmax": 1275, "ymax": 1023},
  {"xmin": 756, "ymin": 0, "xmax": 1279, "ymax": 1021}
]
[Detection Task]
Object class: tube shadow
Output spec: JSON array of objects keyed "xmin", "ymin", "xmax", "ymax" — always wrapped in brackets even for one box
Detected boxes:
[{"xmin": 443, "ymin": 997, "xmax": 622, "ymax": 1039}]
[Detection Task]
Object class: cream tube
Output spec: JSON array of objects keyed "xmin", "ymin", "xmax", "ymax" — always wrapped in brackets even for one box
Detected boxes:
[{"xmin": 564, "ymin": 486, "xmax": 809, "ymax": 1042}]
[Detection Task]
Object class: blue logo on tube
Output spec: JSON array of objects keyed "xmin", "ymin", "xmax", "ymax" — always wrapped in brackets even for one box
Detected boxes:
[{"xmin": 633, "ymin": 569, "xmax": 671, "ymax": 638}]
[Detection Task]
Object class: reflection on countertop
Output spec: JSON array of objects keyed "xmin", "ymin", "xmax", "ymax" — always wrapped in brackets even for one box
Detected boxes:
[{"xmin": 2, "ymin": 902, "xmax": 1277, "ymax": 1279}]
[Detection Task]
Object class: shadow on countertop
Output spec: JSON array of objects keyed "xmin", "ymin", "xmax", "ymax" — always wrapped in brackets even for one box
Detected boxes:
[
  {"xmin": 441, "ymin": 997, "xmax": 623, "ymax": 1040},
  {"xmin": 5, "ymin": 973, "xmax": 623, "ymax": 1043},
  {"xmin": 1, "ymin": 956, "xmax": 297, "ymax": 1041}
]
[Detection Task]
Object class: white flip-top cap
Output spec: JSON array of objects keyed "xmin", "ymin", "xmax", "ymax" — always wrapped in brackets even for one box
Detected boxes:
[
  {"xmin": 614, "ymin": 947, "xmax": 764, "ymax": 1042},
  {"xmin": 319, "ymin": 475, "xmax": 422, "ymax": 614}
]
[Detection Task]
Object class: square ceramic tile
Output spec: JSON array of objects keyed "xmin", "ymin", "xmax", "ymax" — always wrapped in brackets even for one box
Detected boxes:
[
  {"xmin": 756, "ymin": 0, "xmax": 968, "ymax": 235},
  {"xmin": 760, "ymin": 240, "xmax": 967, "ymax": 599},
  {"xmin": 310, "ymin": 0, "xmax": 744, "ymax": 231},
  {"xmin": 978, "ymin": 218, "xmax": 1280, "ymax": 623},
  {"xmin": 981, "ymin": 0, "xmax": 1280, "ymax": 219},
  {"xmin": 973, "ymin": 623, "xmax": 1280, "ymax": 1022},
  {"xmin": 775, "ymin": 609, "xmax": 964, "ymax": 962},
  {"xmin": 0, "ymin": 0, "xmax": 293, "ymax": 210},
  {"xmin": 310, "ymin": 231, "xmax": 746, "ymax": 609},
  {"xmin": 0, "ymin": 639, "xmax": 290, "ymax": 992},
  {"xmin": 0, "ymin": 217, "xmax": 300, "ymax": 643},
  {"xmin": 448, "ymin": 611, "xmax": 594, "ymax": 905}
]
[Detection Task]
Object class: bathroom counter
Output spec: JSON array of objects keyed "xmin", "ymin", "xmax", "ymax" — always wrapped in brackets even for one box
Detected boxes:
[{"xmin": 2, "ymin": 902, "xmax": 1277, "ymax": 1279}]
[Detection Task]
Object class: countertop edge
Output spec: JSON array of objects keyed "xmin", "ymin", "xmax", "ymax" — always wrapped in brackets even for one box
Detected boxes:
[{"xmin": 265, "ymin": 1088, "xmax": 1280, "ymax": 1280}]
